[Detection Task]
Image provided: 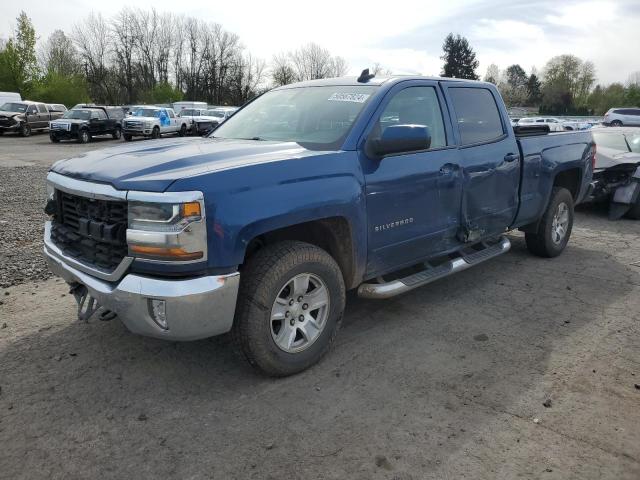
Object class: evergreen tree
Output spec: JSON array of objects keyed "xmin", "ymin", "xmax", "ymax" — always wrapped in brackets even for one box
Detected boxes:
[
  {"xmin": 526, "ymin": 73, "xmax": 542, "ymax": 106},
  {"xmin": 440, "ymin": 33, "xmax": 479, "ymax": 80}
]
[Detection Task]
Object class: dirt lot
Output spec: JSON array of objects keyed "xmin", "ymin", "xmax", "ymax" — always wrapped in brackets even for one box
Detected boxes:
[{"xmin": 1, "ymin": 136, "xmax": 639, "ymax": 479}]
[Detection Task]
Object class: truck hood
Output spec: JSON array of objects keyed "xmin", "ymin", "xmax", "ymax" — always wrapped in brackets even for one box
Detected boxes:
[
  {"xmin": 0, "ymin": 111, "xmax": 22, "ymax": 117},
  {"xmin": 51, "ymin": 119, "xmax": 88, "ymax": 125},
  {"xmin": 50, "ymin": 137, "xmax": 322, "ymax": 191},
  {"xmin": 595, "ymin": 146, "xmax": 640, "ymax": 170},
  {"xmin": 125, "ymin": 116, "xmax": 157, "ymax": 122}
]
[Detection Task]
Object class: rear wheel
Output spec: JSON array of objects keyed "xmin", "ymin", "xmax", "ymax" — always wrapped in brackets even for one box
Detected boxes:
[
  {"xmin": 151, "ymin": 126, "xmax": 160, "ymax": 139},
  {"xmin": 525, "ymin": 187, "xmax": 574, "ymax": 257},
  {"xmin": 112, "ymin": 126, "xmax": 122, "ymax": 139},
  {"xmin": 77, "ymin": 129, "xmax": 90, "ymax": 144},
  {"xmin": 233, "ymin": 241, "xmax": 345, "ymax": 376},
  {"xmin": 20, "ymin": 123, "xmax": 31, "ymax": 137},
  {"xmin": 611, "ymin": 120, "xmax": 623, "ymax": 127}
]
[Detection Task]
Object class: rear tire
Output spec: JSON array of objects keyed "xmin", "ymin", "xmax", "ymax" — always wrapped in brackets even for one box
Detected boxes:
[
  {"xmin": 151, "ymin": 126, "xmax": 160, "ymax": 139},
  {"xmin": 233, "ymin": 241, "xmax": 345, "ymax": 377},
  {"xmin": 610, "ymin": 120, "xmax": 623, "ymax": 127},
  {"xmin": 525, "ymin": 187, "xmax": 574, "ymax": 258}
]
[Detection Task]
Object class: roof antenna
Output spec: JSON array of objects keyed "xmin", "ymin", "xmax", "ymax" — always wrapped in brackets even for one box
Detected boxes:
[{"xmin": 357, "ymin": 68, "xmax": 375, "ymax": 83}]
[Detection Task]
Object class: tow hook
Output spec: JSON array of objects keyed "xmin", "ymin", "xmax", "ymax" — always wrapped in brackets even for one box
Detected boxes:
[{"xmin": 69, "ymin": 283, "xmax": 117, "ymax": 322}]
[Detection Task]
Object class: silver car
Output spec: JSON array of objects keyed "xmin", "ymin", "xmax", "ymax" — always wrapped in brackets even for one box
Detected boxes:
[{"xmin": 603, "ymin": 108, "xmax": 640, "ymax": 127}]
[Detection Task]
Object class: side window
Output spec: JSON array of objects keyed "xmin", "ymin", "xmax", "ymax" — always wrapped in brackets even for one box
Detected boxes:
[
  {"xmin": 37, "ymin": 104, "xmax": 47, "ymax": 113},
  {"xmin": 168, "ymin": 110, "xmax": 176, "ymax": 118},
  {"xmin": 449, "ymin": 88, "xmax": 505, "ymax": 145},
  {"xmin": 97, "ymin": 110, "xmax": 107, "ymax": 120},
  {"xmin": 627, "ymin": 109, "xmax": 640, "ymax": 116},
  {"xmin": 28, "ymin": 105, "xmax": 38, "ymax": 114},
  {"xmin": 376, "ymin": 86, "xmax": 447, "ymax": 149},
  {"xmin": 90, "ymin": 111, "xmax": 100, "ymax": 120}
]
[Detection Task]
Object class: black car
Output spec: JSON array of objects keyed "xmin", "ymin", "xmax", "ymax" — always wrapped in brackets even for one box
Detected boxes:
[{"xmin": 49, "ymin": 106, "xmax": 124, "ymax": 143}]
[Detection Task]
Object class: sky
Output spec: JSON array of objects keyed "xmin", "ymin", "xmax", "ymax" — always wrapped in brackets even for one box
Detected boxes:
[{"xmin": 1, "ymin": 0, "xmax": 638, "ymax": 85}]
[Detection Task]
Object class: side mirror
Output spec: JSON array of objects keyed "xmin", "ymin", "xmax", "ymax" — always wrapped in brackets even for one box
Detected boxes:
[{"xmin": 370, "ymin": 124, "xmax": 431, "ymax": 158}]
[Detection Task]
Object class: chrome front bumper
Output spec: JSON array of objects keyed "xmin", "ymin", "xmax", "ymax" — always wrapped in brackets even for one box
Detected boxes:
[{"xmin": 44, "ymin": 231, "xmax": 240, "ymax": 341}]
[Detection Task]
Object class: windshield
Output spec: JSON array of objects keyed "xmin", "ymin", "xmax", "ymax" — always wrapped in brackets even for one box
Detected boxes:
[
  {"xmin": 181, "ymin": 109, "xmax": 199, "ymax": 116},
  {"xmin": 62, "ymin": 110, "xmax": 91, "ymax": 120},
  {"xmin": 0, "ymin": 102, "xmax": 27, "ymax": 113},
  {"xmin": 134, "ymin": 108, "xmax": 161, "ymax": 117},
  {"xmin": 212, "ymin": 86, "xmax": 377, "ymax": 149},
  {"xmin": 593, "ymin": 132, "xmax": 631, "ymax": 152}
]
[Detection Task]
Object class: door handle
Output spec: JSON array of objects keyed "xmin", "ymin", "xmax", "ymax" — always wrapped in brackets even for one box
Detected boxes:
[
  {"xmin": 504, "ymin": 153, "xmax": 519, "ymax": 162},
  {"xmin": 439, "ymin": 164, "xmax": 455, "ymax": 175}
]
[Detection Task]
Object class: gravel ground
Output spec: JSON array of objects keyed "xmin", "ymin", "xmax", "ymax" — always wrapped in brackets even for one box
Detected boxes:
[
  {"xmin": 1, "ymin": 135, "xmax": 639, "ymax": 479},
  {"xmin": 0, "ymin": 166, "xmax": 51, "ymax": 287}
]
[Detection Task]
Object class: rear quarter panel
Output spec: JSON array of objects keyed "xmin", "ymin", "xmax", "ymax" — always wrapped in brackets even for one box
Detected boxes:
[{"xmin": 514, "ymin": 131, "xmax": 594, "ymax": 227}]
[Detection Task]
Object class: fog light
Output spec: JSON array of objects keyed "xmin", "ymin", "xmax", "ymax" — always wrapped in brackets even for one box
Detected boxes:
[{"xmin": 148, "ymin": 299, "xmax": 168, "ymax": 330}]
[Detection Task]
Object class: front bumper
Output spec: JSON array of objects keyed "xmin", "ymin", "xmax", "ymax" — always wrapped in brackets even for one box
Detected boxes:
[{"xmin": 44, "ymin": 231, "xmax": 240, "ymax": 341}]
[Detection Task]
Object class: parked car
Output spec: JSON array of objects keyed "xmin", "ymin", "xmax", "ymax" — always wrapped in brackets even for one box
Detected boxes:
[
  {"xmin": 603, "ymin": 108, "xmax": 640, "ymax": 127},
  {"xmin": 172, "ymin": 101, "xmax": 208, "ymax": 115},
  {"xmin": 189, "ymin": 107, "xmax": 240, "ymax": 136},
  {"xmin": 0, "ymin": 100, "xmax": 64, "ymax": 136},
  {"xmin": 587, "ymin": 127, "xmax": 640, "ymax": 219},
  {"xmin": 122, "ymin": 106, "xmax": 189, "ymax": 140},
  {"xmin": 46, "ymin": 103, "xmax": 68, "ymax": 113},
  {"xmin": 177, "ymin": 108, "xmax": 220, "ymax": 135},
  {"xmin": 517, "ymin": 117, "xmax": 566, "ymax": 132},
  {"xmin": 44, "ymin": 74, "xmax": 594, "ymax": 376},
  {"xmin": 49, "ymin": 106, "xmax": 125, "ymax": 143}
]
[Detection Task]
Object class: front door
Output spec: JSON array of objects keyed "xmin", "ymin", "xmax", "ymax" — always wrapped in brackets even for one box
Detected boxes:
[
  {"xmin": 444, "ymin": 86, "xmax": 521, "ymax": 241},
  {"xmin": 361, "ymin": 81, "xmax": 463, "ymax": 277}
]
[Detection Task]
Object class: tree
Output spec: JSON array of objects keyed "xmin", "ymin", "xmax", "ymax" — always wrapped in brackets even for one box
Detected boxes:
[
  {"xmin": 271, "ymin": 53, "xmax": 296, "ymax": 86},
  {"xmin": 272, "ymin": 43, "xmax": 349, "ymax": 86},
  {"xmin": 39, "ymin": 30, "xmax": 80, "ymax": 77},
  {"xmin": 440, "ymin": 33, "xmax": 479, "ymax": 80},
  {"xmin": 526, "ymin": 73, "xmax": 542, "ymax": 106},
  {"xmin": 31, "ymin": 72, "xmax": 90, "ymax": 107},
  {"xmin": 372, "ymin": 63, "xmax": 393, "ymax": 77},
  {"xmin": 2, "ymin": 11, "xmax": 39, "ymax": 95},
  {"xmin": 505, "ymin": 64, "xmax": 527, "ymax": 89},
  {"xmin": 483, "ymin": 64, "xmax": 500, "ymax": 84},
  {"xmin": 540, "ymin": 54, "xmax": 596, "ymax": 114}
]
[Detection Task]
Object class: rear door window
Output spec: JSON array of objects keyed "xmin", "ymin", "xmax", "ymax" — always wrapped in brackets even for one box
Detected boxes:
[
  {"xmin": 37, "ymin": 104, "xmax": 47, "ymax": 113},
  {"xmin": 449, "ymin": 88, "xmax": 505, "ymax": 145}
]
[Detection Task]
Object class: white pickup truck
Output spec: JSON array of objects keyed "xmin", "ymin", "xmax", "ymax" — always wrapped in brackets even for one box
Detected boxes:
[{"xmin": 123, "ymin": 107, "xmax": 189, "ymax": 141}]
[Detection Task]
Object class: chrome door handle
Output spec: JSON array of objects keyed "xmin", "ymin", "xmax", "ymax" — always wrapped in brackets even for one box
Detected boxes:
[{"xmin": 504, "ymin": 153, "xmax": 519, "ymax": 162}]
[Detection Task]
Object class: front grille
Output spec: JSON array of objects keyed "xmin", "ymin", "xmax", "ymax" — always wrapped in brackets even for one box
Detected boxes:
[
  {"xmin": 0, "ymin": 117, "xmax": 12, "ymax": 126},
  {"xmin": 51, "ymin": 122, "xmax": 70, "ymax": 131},
  {"xmin": 125, "ymin": 120, "xmax": 142, "ymax": 128},
  {"xmin": 51, "ymin": 191, "xmax": 128, "ymax": 271}
]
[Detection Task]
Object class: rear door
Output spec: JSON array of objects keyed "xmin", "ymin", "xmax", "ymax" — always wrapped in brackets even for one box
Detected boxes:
[
  {"xmin": 443, "ymin": 85, "xmax": 521, "ymax": 241},
  {"xmin": 361, "ymin": 80, "xmax": 463, "ymax": 276},
  {"xmin": 36, "ymin": 103, "xmax": 49, "ymax": 128},
  {"xmin": 623, "ymin": 108, "xmax": 640, "ymax": 126}
]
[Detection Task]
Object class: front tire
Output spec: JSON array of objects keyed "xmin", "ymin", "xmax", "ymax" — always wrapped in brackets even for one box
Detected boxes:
[
  {"xmin": 20, "ymin": 123, "xmax": 31, "ymax": 137},
  {"xmin": 123, "ymin": 133, "xmax": 132, "ymax": 141},
  {"xmin": 49, "ymin": 135, "xmax": 60, "ymax": 143},
  {"xmin": 178, "ymin": 123, "xmax": 187, "ymax": 137},
  {"xmin": 151, "ymin": 126, "xmax": 160, "ymax": 139},
  {"xmin": 233, "ymin": 241, "xmax": 345, "ymax": 377},
  {"xmin": 112, "ymin": 126, "xmax": 122, "ymax": 139},
  {"xmin": 77, "ymin": 129, "xmax": 90, "ymax": 144},
  {"xmin": 625, "ymin": 194, "xmax": 640, "ymax": 220},
  {"xmin": 525, "ymin": 187, "xmax": 574, "ymax": 257}
]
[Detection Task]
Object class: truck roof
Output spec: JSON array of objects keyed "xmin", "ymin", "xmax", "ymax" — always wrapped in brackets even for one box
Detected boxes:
[{"xmin": 276, "ymin": 75, "xmax": 485, "ymax": 90}]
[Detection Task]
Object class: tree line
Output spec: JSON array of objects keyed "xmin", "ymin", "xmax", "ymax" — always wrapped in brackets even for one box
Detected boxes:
[
  {"xmin": 0, "ymin": 10, "xmax": 347, "ymax": 107},
  {"xmin": 0, "ymin": 12, "xmax": 637, "ymax": 115},
  {"xmin": 440, "ymin": 33, "xmax": 640, "ymax": 115}
]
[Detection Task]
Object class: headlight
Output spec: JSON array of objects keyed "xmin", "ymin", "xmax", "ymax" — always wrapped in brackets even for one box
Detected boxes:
[
  {"xmin": 144, "ymin": 121, "xmax": 152, "ymax": 128},
  {"xmin": 126, "ymin": 192, "xmax": 207, "ymax": 263}
]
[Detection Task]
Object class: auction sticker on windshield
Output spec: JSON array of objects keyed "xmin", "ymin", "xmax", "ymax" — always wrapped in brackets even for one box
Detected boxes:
[{"xmin": 328, "ymin": 93, "xmax": 370, "ymax": 103}]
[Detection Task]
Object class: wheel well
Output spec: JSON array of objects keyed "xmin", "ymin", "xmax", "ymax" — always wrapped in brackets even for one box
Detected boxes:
[
  {"xmin": 553, "ymin": 169, "xmax": 581, "ymax": 201},
  {"xmin": 243, "ymin": 217, "xmax": 357, "ymax": 289}
]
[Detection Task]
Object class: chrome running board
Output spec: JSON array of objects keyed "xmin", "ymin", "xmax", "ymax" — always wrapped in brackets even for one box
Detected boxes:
[{"xmin": 357, "ymin": 236, "xmax": 511, "ymax": 299}]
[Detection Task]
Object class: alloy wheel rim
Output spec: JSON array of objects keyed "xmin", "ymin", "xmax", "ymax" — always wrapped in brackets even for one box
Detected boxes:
[
  {"xmin": 551, "ymin": 202, "xmax": 569, "ymax": 244},
  {"xmin": 270, "ymin": 273, "xmax": 330, "ymax": 353}
]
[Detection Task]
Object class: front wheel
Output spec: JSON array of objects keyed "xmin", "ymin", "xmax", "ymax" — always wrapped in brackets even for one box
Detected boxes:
[
  {"xmin": 233, "ymin": 241, "xmax": 345, "ymax": 376},
  {"xmin": 178, "ymin": 123, "xmax": 187, "ymax": 137},
  {"xmin": 123, "ymin": 133, "xmax": 132, "ymax": 141},
  {"xmin": 49, "ymin": 135, "xmax": 60, "ymax": 143},
  {"xmin": 112, "ymin": 126, "xmax": 122, "ymax": 139},
  {"xmin": 525, "ymin": 187, "xmax": 574, "ymax": 257},
  {"xmin": 20, "ymin": 123, "xmax": 31, "ymax": 137},
  {"xmin": 77, "ymin": 129, "xmax": 90, "ymax": 144},
  {"xmin": 151, "ymin": 126, "xmax": 160, "ymax": 139},
  {"xmin": 625, "ymin": 193, "xmax": 640, "ymax": 220}
]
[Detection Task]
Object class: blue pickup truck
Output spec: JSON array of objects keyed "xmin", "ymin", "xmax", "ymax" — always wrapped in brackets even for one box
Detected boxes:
[{"xmin": 44, "ymin": 73, "xmax": 595, "ymax": 376}]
